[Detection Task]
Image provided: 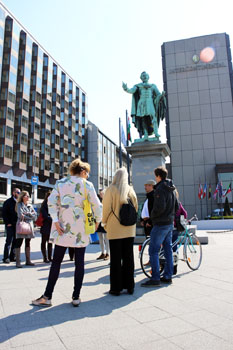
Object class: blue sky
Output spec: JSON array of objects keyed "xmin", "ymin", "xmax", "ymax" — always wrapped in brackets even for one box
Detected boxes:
[{"xmin": 1, "ymin": 0, "xmax": 233, "ymax": 144}]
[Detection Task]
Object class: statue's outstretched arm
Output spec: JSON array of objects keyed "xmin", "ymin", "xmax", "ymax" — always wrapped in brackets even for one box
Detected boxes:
[{"xmin": 122, "ymin": 82, "xmax": 137, "ymax": 94}]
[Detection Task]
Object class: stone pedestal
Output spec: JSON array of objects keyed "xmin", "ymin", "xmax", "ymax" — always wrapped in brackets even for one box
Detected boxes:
[
  {"xmin": 126, "ymin": 141, "xmax": 170, "ymax": 194},
  {"xmin": 126, "ymin": 141, "xmax": 171, "ymax": 238}
]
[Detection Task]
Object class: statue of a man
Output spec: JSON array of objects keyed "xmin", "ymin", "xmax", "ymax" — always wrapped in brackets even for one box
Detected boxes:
[{"xmin": 122, "ymin": 71, "xmax": 166, "ymax": 141}]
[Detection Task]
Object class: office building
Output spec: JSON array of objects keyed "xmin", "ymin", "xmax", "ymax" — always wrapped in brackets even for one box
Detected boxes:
[
  {"xmin": 0, "ymin": 3, "xmax": 87, "ymax": 204},
  {"xmin": 162, "ymin": 33, "xmax": 233, "ymax": 218},
  {"xmin": 87, "ymin": 121, "xmax": 131, "ymax": 192}
]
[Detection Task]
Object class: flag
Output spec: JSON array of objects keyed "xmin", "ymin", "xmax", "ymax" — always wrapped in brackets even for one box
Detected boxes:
[
  {"xmin": 120, "ymin": 123, "xmax": 127, "ymax": 147},
  {"xmin": 208, "ymin": 184, "xmax": 211, "ymax": 199},
  {"xmin": 198, "ymin": 184, "xmax": 203, "ymax": 200},
  {"xmin": 213, "ymin": 184, "xmax": 218, "ymax": 200},
  {"xmin": 127, "ymin": 114, "xmax": 132, "ymax": 142},
  {"xmin": 223, "ymin": 183, "xmax": 232, "ymax": 197},
  {"xmin": 218, "ymin": 181, "xmax": 223, "ymax": 198},
  {"xmin": 203, "ymin": 183, "xmax": 207, "ymax": 199},
  {"xmin": 213, "ymin": 181, "xmax": 223, "ymax": 200}
]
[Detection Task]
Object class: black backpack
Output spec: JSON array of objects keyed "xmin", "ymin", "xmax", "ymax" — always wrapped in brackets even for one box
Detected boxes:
[{"xmin": 113, "ymin": 199, "xmax": 137, "ymax": 226}]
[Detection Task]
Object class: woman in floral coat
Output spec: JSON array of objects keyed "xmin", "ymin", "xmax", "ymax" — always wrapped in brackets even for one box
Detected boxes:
[{"xmin": 32, "ymin": 159, "xmax": 102, "ymax": 307}]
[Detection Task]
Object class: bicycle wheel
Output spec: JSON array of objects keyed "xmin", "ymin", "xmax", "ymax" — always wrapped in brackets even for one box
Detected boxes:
[
  {"xmin": 140, "ymin": 238, "xmax": 166, "ymax": 278},
  {"xmin": 184, "ymin": 234, "xmax": 202, "ymax": 270},
  {"xmin": 140, "ymin": 238, "xmax": 152, "ymax": 278}
]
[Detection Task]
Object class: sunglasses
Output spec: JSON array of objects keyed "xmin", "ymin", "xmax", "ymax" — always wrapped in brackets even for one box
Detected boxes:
[{"xmin": 15, "ymin": 191, "xmax": 21, "ymax": 194}]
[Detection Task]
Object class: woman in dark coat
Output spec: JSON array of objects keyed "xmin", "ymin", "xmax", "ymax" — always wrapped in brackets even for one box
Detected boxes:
[{"xmin": 40, "ymin": 192, "xmax": 53, "ymax": 263}]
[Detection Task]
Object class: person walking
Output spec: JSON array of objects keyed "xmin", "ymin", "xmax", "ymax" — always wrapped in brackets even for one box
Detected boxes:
[
  {"xmin": 102, "ymin": 167, "xmax": 138, "ymax": 296},
  {"xmin": 15, "ymin": 191, "xmax": 37, "ymax": 268},
  {"xmin": 40, "ymin": 191, "xmax": 53, "ymax": 263},
  {"xmin": 2, "ymin": 188, "xmax": 21, "ymax": 263},
  {"xmin": 32, "ymin": 159, "xmax": 102, "ymax": 307},
  {"xmin": 96, "ymin": 189, "xmax": 109, "ymax": 261},
  {"xmin": 141, "ymin": 166, "xmax": 178, "ymax": 287}
]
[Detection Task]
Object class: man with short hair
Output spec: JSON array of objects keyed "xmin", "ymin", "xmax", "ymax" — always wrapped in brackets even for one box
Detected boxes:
[
  {"xmin": 2, "ymin": 188, "xmax": 21, "ymax": 263},
  {"xmin": 141, "ymin": 166, "xmax": 177, "ymax": 287},
  {"xmin": 141, "ymin": 180, "xmax": 156, "ymax": 237}
]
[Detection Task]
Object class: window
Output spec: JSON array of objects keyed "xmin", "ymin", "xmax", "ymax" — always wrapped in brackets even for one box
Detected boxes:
[
  {"xmin": 22, "ymin": 115, "xmax": 28, "ymax": 129},
  {"xmin": 13, "ymin": 150, "xmax": 19, "ymax": 162},
  {"xmin": 20, "ymin": 151, "xmax": 27, "ymax": 163},
  {"xmin": 23, "ymin": 99, "xmax": 29, "ymax": 112},
  {"xmin": 45, "ymin": 130, "xmax": 50, "ymax": 140},
  {"xmin": 6, "ymin": 126, "xmax": 13, "ymax": 140},
  {"xmin": 34, "ymin": 140, "xmax": 40, "ymax": 150},
  {"xmin": 5, "ymin": 145, "xmax": 13, "ymax": 159},
  {"xmin": 45, "ymin": 145, "xmax": 50, "ymax": 156},
  {"xmin": 8, "ymin": 92, "xmax": 15, "ymax": 104},
  {"xmin": 55, "ymin": 149, "xmax": 59, "ymax": 159},
  {"xmin": 55, "ymin": 135, "xmax": 60, "ymax": 144},
  {"xmin": 35, "ymin": 123, "xmax": 40, "ymax": 135},
  {"xmin": 45, "ymin": 160, "xmax": 50, "ymax": 170},
  {"xmin": 7, "ymin": 107, "xmax": 14, "ymax": 121},
  {"xmin": 35, "ymin": 108, "xmax": 41, "ymax": 119},
  {"xmin": 47, "ymin": 100, "xmax": 51, "ymax": 111},
  {"xmin": 36, "ymin": 92, "xmax": 41, "ymax": 104},
  {"xmin": 21, "ymin": 133, "xmax": 27, "ymax": 146},
  {"xmin": 0, "ymin": 126, "xmax": 5, "ymax": 138}
]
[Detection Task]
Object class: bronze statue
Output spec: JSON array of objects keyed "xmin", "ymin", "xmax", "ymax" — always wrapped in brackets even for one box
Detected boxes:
[{"xmin": 122, "ymin": 71, "xmax": 166, "ymax": 141}]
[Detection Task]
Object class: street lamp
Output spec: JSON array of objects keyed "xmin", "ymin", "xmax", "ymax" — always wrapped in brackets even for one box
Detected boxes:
[{"xmin": 32, "ymin": 150, "xmax": 40, "ymax": 204}]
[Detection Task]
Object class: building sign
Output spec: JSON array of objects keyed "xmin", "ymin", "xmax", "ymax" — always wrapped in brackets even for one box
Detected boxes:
[
  {"xmin": 169, "ymin": 61, "xmax": 226, "ymax": 74},
  {"xmin": 31, "ymin": 176, "xmax": 38, "ymax": 185}
]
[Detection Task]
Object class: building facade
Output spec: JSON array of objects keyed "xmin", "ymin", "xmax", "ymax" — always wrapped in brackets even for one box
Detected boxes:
[
  {"xmin": 87, "ymin": 121, "xmax": 131, "ymax": 192},
  {"xmin": 0, "ymin": 3, "xmax": 88, "ymax": 204},
  {"xmin": 162, "ymin": 33, "xmax": 233, "ymax": 218}
]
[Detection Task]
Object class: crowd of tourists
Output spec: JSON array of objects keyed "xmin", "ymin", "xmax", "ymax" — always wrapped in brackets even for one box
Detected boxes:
[{"xmin": 1, "ymin": 158, "xmax": 186, "ymax": 307}]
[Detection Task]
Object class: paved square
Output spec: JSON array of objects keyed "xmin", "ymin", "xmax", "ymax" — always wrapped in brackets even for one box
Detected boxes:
[{"xmin": 1, "ymin": 230, "xmax": 233, "ymax": 349}]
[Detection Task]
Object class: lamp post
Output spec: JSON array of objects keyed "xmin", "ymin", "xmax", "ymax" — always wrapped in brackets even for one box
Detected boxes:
[{"xmin": 32, "ymin": 150, "xmax": 40, "ymax": 204}]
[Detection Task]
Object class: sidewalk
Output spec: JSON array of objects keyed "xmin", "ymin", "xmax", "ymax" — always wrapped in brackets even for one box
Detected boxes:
[{"xmin": 1, "ymin": 232, "xmax": 233, "ymax": 349}]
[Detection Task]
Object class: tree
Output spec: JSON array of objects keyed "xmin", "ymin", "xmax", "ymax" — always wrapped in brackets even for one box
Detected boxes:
[{"xmin": 223, "ymin": 197, "xmax": 231, "ymax": 216}]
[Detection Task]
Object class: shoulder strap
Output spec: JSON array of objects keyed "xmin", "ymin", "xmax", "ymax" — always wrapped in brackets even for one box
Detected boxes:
[{"xmin": 83, "ymin": 180, "xmax": 87, "ymax": 200}]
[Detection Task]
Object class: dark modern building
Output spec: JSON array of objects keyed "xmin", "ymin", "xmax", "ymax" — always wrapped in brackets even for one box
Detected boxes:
[
  {"xmin": 162, "ymin": 33, "xmax": 233, "ymax": 218},
  {"xmin": 0, "ymin": 3, "xmax": 88, "ymax": 204},
  {"xmin": 87, "ymin": 120, "xmax": 131, "ymax": 192}
]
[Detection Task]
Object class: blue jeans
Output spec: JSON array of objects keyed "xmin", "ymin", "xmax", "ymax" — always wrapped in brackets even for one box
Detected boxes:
[{"xmin": 149, "ymin": 224, "xmax": 174, "ymax": 281}]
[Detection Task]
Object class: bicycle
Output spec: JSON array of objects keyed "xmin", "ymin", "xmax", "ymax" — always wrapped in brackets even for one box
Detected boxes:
[{"xmin": 139, "ymin": 215, "xmax": 202, "ymax": 278}]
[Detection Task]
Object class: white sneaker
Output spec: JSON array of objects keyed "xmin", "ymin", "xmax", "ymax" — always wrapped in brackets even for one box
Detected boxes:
[{"xmin": 72, "ymin": 298, "xmax": 81, "ymax": 307}]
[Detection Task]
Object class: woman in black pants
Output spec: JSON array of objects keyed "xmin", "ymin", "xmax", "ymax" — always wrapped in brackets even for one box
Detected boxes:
[
  {"xmin": 40, "ymin": 191, "xmax": 53, "ymax": 263},
  {"xmin": 32, "ymin": 158, "xmax": 102, "ymax": 307}
]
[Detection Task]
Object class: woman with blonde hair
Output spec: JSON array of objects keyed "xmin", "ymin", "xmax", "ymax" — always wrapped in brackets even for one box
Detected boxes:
[
  {"xmin": 32, "ymin": 158, "xmax": 102, "ymax": 307},
  {"xmin": 15, "ymin": 191, "xmax": 37, "ymax": 268},
  {"xmin": 102, "ymin": 167, "xmax": 138, "ymax": 295}
]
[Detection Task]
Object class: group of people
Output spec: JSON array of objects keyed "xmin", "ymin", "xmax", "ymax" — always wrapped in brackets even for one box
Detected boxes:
[{"xmin": 2, "ymin": 157, "xmax": 186, "ymax": 307}]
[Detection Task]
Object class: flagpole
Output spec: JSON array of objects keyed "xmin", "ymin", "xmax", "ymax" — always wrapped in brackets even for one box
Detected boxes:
[
  {"xmin": 126, "ymin": 110, "xmax": 130, "ymax": 184},
  {"xmin": 199, "ymin": 179, "xmax": 203, "ymax": 220},
  {"xmin": 206, "ymin": 182, "xmax": 208, "ymax": 218},
  {"xmin": 119, "ymin": 118, "xmax": 122, "ymax": 167}
]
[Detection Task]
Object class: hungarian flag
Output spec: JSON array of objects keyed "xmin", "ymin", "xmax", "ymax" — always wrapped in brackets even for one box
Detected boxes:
[
  {"xmin": 198, "ymin": 184, "xmax": 203, "ymax": 200},
  {"xmin": 223, "ymin": 183, "xmax": 232, "ymax": 197},
  {"xmin": 203, "ymin": 183, "xmax": 207, "ymax": 199},
  {"xmin": 127, "ymin": 114, "xmax": 132, "ymax": 142},
  {"xmin": 208, "ymin": 184, "xmax": 211, "ymax": 199}
]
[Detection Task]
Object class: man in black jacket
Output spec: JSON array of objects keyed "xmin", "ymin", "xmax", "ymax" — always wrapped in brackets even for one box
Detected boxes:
[
  {"xmin": 2, "ymin": 188, "xmax": 21, "ymax": 263},
  {"xmin": 141, "ymin": 167, "xmax": 177, "ymax": 287}
]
